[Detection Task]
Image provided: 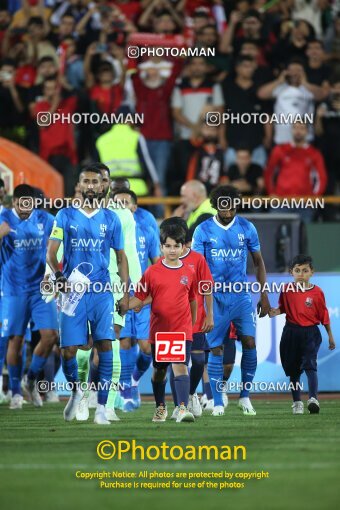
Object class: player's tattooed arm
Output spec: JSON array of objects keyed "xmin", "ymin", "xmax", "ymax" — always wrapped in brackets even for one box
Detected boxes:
[
  {"xmin": 250, "ymin": 250, "xmax": 271, "ymax": 318},
  {"xmin": 324, "ymin": 324, "xmax": 336, "ymax": 350},
  {"xmin": 115, "ymin": 249, "xmax": 129, "ymax": 316}
]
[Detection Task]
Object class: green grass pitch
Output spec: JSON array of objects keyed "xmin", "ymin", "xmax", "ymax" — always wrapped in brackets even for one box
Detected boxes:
[{"xmin": 1, "ymin": 397, "xmax": 340, "ymax": 510}]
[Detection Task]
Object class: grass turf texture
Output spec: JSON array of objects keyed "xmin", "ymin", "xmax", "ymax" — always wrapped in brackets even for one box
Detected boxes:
[{"xmin": 1, "ymin": 398, "xmax": 339, "ymax": 510}]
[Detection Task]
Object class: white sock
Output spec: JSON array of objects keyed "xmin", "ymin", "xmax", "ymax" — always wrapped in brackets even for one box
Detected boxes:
[
  {"xmin": 0, "ymin": 375, "xmax": 3, "ymax": 392},
  {"xmin": 96, "ymin": 404, "xmax": 105, "ymax": 413}
]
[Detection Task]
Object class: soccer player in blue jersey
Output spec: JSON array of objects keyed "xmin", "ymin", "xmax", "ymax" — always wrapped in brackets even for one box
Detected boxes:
[
  {"xmin": 110, "ymin": 178, "xmax": 159, "ymax": 237},
  {"xmin": 192, "ymin": 185, "xmax": 270, "ymax": 416},
  {"xmin": 0, "ymin": 184, "xmax": 58, "ymax": 410},
  {"xmin": 47, "ymin": 166, "xmax": 129, "ymax": 425},
  {"xmin": 112, "ymin": 188, "xmax": 160, "ymax": 410}
]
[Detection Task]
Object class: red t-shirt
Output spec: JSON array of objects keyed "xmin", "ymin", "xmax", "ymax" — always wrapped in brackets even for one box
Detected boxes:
[
  {"xmin": 89, "ymin": 84, "xmax": 123, "ymax": 115},
  {"xmin": 34, "ymin": 95, "xmax": 78, "ymax": 165},
  {"xmin": 179, "ymin": 248, "xmax": 213, "ymax": 334},
  {"xmin": 265, "ymin": 144, "xmax": 328, "ymax": 196},
  {"xmin": 278, "ymin": 284, "xmax": 330, "ymax": 327},
  {"xmin": 132, "ymin": 60, "xmax": 182, "ymax": 140},
  {"xmin": 134, "ymin": 260, "xmax": 197, "ymax": 343}
]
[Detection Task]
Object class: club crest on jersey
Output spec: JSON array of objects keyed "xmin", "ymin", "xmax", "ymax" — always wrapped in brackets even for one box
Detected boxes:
[
  {"xmin": 180, "ymin": 275, "xmax": 188, "ymax": 285},
  {"xmin": 37, "ymin": 223, "xmax": 44, "ymax": 235},
  {"xmin": 139, "ymin": 236, "xmax": 145, "ymax": 248},
  {"xmin": 238, "ymin": 233, "xmax": 245, "ymax": 246},
  {"xmin": 99, "ymin": 224, "xmax": 107, "ymax": 237},
  {"xmin": 305, "ymin": 297, "xmax": 313, "ymax": 307}
]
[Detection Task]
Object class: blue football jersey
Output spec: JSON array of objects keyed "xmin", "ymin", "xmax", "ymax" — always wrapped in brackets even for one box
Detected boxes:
[
  {"xmin": 0, "ymin": 208, "xmax": 54, "ymax": 295},
  {"xmin": 192, "ymin": 216, "xmax": 260, "ymax": 288},
  {"xmin": 134, "ymin": 207, "xmax": 159, "ymax": 239},
  {"xmin": 135, "ymin": 220, "xmax": 160, "ymax": 274},
  {"xmin": 50, "ymin": 207, "xmax": 123, "ymax": 284}
]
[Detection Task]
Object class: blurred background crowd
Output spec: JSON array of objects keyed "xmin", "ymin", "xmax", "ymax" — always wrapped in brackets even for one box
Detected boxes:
[{"xmin": 0, "ymin": 0, "xmax": 339, "ymax": 220}]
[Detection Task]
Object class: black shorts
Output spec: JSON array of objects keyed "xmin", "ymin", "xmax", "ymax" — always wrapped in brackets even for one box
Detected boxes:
[
  {"xmin": 151, "ymin": 341, "xmax": 192, "ymax": 369},
  {"xmin": 192, "ymin": 332, "xmax": 209, "ymax": 351},
  {"xmin": 280, "ymin": 322, "xmax": 322, "ymax": 377}
]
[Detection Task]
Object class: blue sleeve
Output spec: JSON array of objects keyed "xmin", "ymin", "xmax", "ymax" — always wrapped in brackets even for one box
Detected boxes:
[
  {"xmin": 110, "ymin": 213, "xmax": 124, "ymax": 251},
  {"xmin": 148, "ymin": 229, "xmax": 160, "ymax": 260},
  {"xmin": 246, "ymin": 221, "xmax": 260, "ymax": 253},
  {"xmin": 192, "ymin": 225, "xmax": 205, "ymax": 256}
]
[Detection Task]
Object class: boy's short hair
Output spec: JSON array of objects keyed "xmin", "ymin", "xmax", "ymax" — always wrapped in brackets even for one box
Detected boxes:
[
  {"xmin": 289, "ymin": 254, "xmax": 313, "ymax": 270},
  {"xmin": 160, "ymin": 217, "xmax": 190, "ymax": 243},
  {"xmin": 160, "ymin": 224, "xmax": 186, "ymax": 245},
  {"xmin": 13, "ymin": 184, "xmax": 34, "ymax": 199},
  {"xmin": 111, "ymin": 187, "xmax": 137, "ymax": 205}
]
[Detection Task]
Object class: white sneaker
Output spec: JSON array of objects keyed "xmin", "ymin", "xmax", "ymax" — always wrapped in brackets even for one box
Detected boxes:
[
  {"xmin": 188, "ymin": 394, "xmax": 202, "ymax": 417},
  {"xmin": 24, "ymin": 379, "xmax": 43, "ymax": 407},
  {"xmin": 45, "ymin": 390, "xmax": 60, "ymax": 403},
  {"xmin": 88, "ymin": 390, "xmax": 97, "ymax": 409},
  {"xmin": 170, "ymin": 406, "xmax": 179, "ymax": 420},
  {"xmin": 0, "ymin": 391, "xmax": 11, "ymax": 404},
  {"xmin": 307, "ymin": 397, "xmax": 320, "ymax": 414},
  {"xmin": 292, "ymin": 401, "xmax": 304, "ymax": 415},
  {"xmin": 30, "ymin": 383, "xmax": 43, "ymax": 407},
  {"xmin": 152, "ymin": 405, "xmax": 167, "ymax": 422},
  {"xmin": 63, "ymin": 390, "xmax": 83, "ymax": 421},
  {"xmin": 176, "ymin": 405, "xmax": 195, "ymax": 423},
  {"xmin": 9, "ymin": 393, "xmax": 23, "ymax": 410},
  {"xmin": 222, "ymin": 392, "xmax": 229, "ymax": 408},
  {"xmin": 106, "ymin": 407, "xmax": 120, "ymax": 421},
  {"xmin": 94, "ymin": 405, "xmax": 111, "ymax": 425},
  {"xmin": 76, "ymin": 394, "xmax": 89, "ymax": 421},
  {"xmin": 212, "ymin": 405, "xmax": 225, "ymax": 416},
  {"xmin": 200, "ymin": 393, "xmax": 207, "ymax": 407},
  {"xmin": 238, "ymin": 397, "xmax": 256, "ymax": 415},
  {"xmin": 203, "ymin": 398, "xmax": 214, "ymax": 412}
]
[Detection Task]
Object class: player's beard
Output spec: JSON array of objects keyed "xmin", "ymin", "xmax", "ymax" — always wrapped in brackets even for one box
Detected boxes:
[
  {"xmin": 217, "ymin": 212, "xmax": 234, "ymax": 225},
  {"xmin": 82, "ymin": 190, "xmax": 98, "ymax": 205}
]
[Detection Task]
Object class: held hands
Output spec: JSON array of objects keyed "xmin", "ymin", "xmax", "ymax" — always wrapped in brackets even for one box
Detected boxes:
[
  {"xmin": 268, "ymin": 308, "xmax": 280, "ymax": 318},
  {"xmin": 257, "ymin": 293, "xmax": 271, "ymax": 318},
  {"xmin": 118, "ymin": 293, "xmax": 129, "ymax": 317}
]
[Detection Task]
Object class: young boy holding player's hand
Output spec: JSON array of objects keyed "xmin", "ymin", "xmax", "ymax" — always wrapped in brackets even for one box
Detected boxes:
[
  {"xmin": 128, "ymin": 224, "xmax": 197, "ymax": 423},
  {"xmin": 269, "ymin": 255, "xmax": 336, "ymax": 415}
]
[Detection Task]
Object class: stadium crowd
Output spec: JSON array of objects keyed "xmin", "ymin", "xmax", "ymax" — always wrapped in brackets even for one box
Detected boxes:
[{"xmin": 0, "ymin": 0, "xmax": 340, "ymax": 215}]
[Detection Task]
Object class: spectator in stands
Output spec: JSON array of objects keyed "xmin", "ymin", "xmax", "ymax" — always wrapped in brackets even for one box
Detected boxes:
[
  {"xmin": 48, "ymin": 11, "xmax": 76, "ymax": 48},
  {"xmin": 131, "ymin": 57, "xmax": 182, "ymax": 197},
  {"xmin": 25, "ymin": 16, "xmax": 56, "ymax": 66},
  {"xmin": 0, "ymin": 58, "xmax": 24, "ymax": 143},
  {"xmin": 186, "ymin": 123, "xmax": 226, "ymax": 193},
  {"xmin": 265, "ymin": 122, "xmax": 327, "ymax": 199},
  {"xmin": 0, "ymin": 6, "xmax": 11, "ymax": 60},
  {"xmin": 62, "ymin": 36, "xmax": 84, "ymax": 90},
  {"xmin": 171, "ymin": 56, "xmax": 224, "ymax": 194},
  {"xmin": 222, "ymin": 55, "xmax": 270, "ymax": 169},
  {"xmin": 138, "ymin": 1, "xmax": 183, "ymax": 33},
  {"xmin": 315, "ymin": 77, "xmax": 340, "ymax": 198},
  {"xmin": 258, "ymin": 59, "xmax": 325, "ymax": 144},
  {"xmin": 305, "ymin": 39, "xmax": 331, "ymax": 96},
  {"xmin": 239, "ymin": 40, "xmax": 273, "ymax": 85},
  {"xmin": 172, "ymin": 179, "xmax": 215, "ymax": 236},
  {"xmin": 324, "ymin": 12, "xmax": 340, "ymax": 75},
  {"xmin": 32, "ymin": 75, "xmax": 78, "ymax": 196},
  {"xmin": 270, "ymin": 19, "xmax": 315, "ymax": 70},
  {"xmin": 226, "ymin": 145, "xmax": 264, "ymax": 195},
  {"xmin": 95, "ymin": 106, "xmax": 161, "ymax": 198}
]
